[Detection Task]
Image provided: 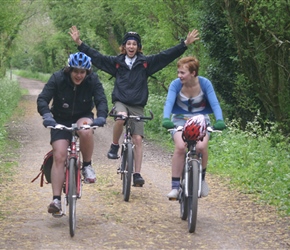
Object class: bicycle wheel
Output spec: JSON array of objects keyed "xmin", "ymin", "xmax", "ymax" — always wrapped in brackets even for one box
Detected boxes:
[
  {"xmin": 68, "ymin": 158, "xmax": 77, "ymax": 237},
  {"xmin": 123, "ymin": 143, "xmax": 133, "ymax": 202},
  {"xmin": 120, "ymin": 145, "xmax": 127, "ymax": 195},
  {"xmin": 180, "ymin": 168, "xmax": 188, "ymax": 220},
  {"xmin": 187, "ymin": 160, "xmax": 199, "ymax": 233}
]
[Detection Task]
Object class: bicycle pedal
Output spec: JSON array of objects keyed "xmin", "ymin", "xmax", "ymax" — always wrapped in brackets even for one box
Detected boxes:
[
  {"xmin": 168, "ymin": 197, "xmax": 178, "ymax": 201},
  {"xmin": 133, "ymin": 184, "xmax": 143, "ymax": 187}
]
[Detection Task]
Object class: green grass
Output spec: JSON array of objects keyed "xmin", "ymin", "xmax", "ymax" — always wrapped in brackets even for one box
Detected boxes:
[
  {"xmin": 10, "ymin": 70, "xmax": 290, "ymax": 216},
  {"xmin": 0, "ymin": 76, "xmax": 22, "ymax": 184},
  {"xmin": 13, "ymin": 69, "xmax": 50, "ymax": 83}
]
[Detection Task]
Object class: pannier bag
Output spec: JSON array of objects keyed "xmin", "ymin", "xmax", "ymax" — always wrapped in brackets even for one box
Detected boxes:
[{"xmin": 31, "ymin": 150, "xmax": 53, "ymax": 187}]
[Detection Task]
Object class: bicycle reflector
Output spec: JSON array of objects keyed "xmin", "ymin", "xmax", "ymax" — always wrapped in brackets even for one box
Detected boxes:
[{"xmin": 182, "ymin": 115, "xmax": 207, "ymax": 142}]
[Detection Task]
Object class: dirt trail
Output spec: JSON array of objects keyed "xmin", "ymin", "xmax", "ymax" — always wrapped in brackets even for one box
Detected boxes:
[{"xmin": 0, "ymin": 77, "xmax": 289, "ymax": 250}]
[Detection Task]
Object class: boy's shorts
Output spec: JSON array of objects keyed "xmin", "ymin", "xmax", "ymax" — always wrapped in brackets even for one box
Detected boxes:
[
  {"xmin": 113, "ymin": 101, "xmax": 144, "ymax": 137},
  {"xmin": 50, "ymin": 113, "xmax": 93, "ymax": 144}
]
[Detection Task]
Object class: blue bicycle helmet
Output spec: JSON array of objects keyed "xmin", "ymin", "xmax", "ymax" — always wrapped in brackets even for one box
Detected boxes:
[{"xmin": 68, "ymin": 52, "xmax": 92, "ymax": 70}]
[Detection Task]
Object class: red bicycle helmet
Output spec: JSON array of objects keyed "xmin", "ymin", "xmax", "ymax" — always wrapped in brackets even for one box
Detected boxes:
[{"xmin": 182, "ymin": 115, "xmax": 207, "ymax": 142}]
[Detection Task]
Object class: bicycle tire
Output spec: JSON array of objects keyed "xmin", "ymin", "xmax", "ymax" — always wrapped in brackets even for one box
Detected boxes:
[
  {"xmin": 123, "ymin": 143, "xmax": 133, "ymax": 202},
  {"xmin": 187, "ymin": 160, "xmax": 199, "ymax": 233},
  {"xmin": 68, "ymin": 157, "xmax": 77, "ymax": 237},
  {"xmin": 120, "ymin": 145, "xmax": 127, "ymax": 195},
  {"xmin": 180, "ymin": 168, "xmax": 188, "ymax": 220}
]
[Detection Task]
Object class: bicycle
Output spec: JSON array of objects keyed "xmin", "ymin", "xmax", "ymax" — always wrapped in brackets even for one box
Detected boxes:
[
  {"xmin": 109, "ymin": 108, "xmax": 153, "ymax": 202},
  {"xmin": 48, "ymin": 123, "xmax": 98, "ymax": 237},
  {"xmin": 169, "ymin": 125, "xmax": 220, "ymax": 233}
]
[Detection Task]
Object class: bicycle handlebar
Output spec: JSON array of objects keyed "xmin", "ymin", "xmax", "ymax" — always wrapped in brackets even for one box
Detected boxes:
[
  {"xmin": 47, "ymin": 123, "xmax": 99, "ymax": 131},
  {"xmin": 168, "ymin": 125, "xmax": 222, "ymax": 133}
]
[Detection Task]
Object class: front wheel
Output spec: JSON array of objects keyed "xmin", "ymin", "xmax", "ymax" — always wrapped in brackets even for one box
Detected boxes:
[
  {"xmin": 122, "ymin": 143, "xmax": 133, "ymax": 202},
  {"xmin": 68, "ymin": 158, "xmax": 77, "ymax": 237},
  {"xmin": 187, "ymin": 160, "xmax": 199, "ymax": 233},
  {"xmin": 180, "ymin": 168, "xmax": 188, "ymax": 220}
]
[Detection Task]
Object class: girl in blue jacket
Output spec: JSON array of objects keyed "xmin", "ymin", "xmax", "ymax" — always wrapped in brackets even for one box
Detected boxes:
[{"xmin": 162, "ymin": 56, "xmax": 226, "ymax": 199}]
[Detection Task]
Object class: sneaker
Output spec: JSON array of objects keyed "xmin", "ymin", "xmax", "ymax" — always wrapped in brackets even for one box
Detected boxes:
[
  {"xmin": 48, "ymin": 199, "xmax": 61, "ymax": 213},
  {"xmin": 82, "ymin": 165, "xmax": 96, "ymax": 184},
  {"xmin": 167, "ymin": 189, "xmax": 179, "ymax": 200},
  {"xmin": 201, "ymin": 180, "xmax": 210, "ymax": 197},
  {"xmin": 133, "ymin": 173, "xmax": 145, "ymax": 186},
  {"xmin": 107, "ymin": 144, "xmax": 120, "ymax": 159}
]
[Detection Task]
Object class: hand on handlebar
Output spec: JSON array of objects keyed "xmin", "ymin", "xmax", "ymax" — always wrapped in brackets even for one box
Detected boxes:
[
  {"xmin": 42, "ymin": 113, "xmax": 57, "ymax": 128},
  {"xmin": 162, "ymin": 118, "xmax": 175, "ymax": 129},
  {"xmin": 213, "ymin": 120, "xmax": 226, "ymax": 130},
  {"xmin": 91, "ymin": 117, "xmax": 106, "ymax": 127}
]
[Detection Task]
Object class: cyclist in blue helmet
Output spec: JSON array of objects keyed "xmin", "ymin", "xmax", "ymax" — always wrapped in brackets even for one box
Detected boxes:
[
  {"xmin": 70, "ymin": 25, "xmax": 199, "ymax": 187},
  {"xmin": 68, "ymin": 52, "xmax": 92, "ymax": 70},
  {"xmin": 37, "ymin": 52, "xmax": 108, "ymax": 214}
]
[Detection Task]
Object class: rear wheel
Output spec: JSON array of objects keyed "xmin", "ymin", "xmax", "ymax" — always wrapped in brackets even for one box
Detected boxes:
[
  {"xmin": 68, "ymin": 158, "xmax": 77, "ymax": 237},
  {"xmin": 180, "ymin": 168, "xmax": 188, "ymax": 220},
  {"xmin": 188, "ymin": 160, "xmax": 199, "ymax": 233},
  {"xmin": 123, "ymin": 143, "xmax": 133, "ymax": 202}
]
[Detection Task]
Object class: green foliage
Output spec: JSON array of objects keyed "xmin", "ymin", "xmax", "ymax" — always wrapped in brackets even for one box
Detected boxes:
[
  {"xmin": 208, "ymin": 117, "xmax": 290, "ymax": 215},
  {"xmin": 0, "ymin": 75, "xmax": 21, "ymax": 184},
  {"xmin": 200, "ymin": 1, "xmax": 261, "ymax": 123},
  {"xmin": 0, "ymin": 0, "xmax": 22, "ymax": 76},
  {"xmin": 200, "ymin": 0, "xmax": 290, "ymax": 132},
  {"xmin": 0, "ymin": 76, "xmax": 21, "ymax": 148},
  {"xmin": 13, "ymin": 70, "xmax": 50, "ymax": 83},
  {"xmin": 11, "ymin": 7, "xmax": 76, "ymax": 74},
  {"xmin": 33, "ymin": 32, "xmax": 73, "ymax": 73},
  {"xmin": 0, "ymin": 0, "xmax": 44, "ymax": 77},
  {"xmin": 42, "ymin": 0, "xmax": 202, "ymax": 94}
]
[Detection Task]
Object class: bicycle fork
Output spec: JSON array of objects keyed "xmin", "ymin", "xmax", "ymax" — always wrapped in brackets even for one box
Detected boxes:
[
  {"xmin": 117, "ymin": 142, "xmax": 135, "ymax": 176},
  {"xmin": 60, "ymin": 139, "xmax": 82, "ymax": 216}
]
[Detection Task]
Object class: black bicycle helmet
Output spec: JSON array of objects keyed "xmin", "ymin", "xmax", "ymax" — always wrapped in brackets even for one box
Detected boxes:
[
  {"xmin": 122, "ymin": 31, "xmax": 142, "ymax": 49},
  {"xmin": 68, "ymin": 52, "xmax": 92, "ymax": 70}
]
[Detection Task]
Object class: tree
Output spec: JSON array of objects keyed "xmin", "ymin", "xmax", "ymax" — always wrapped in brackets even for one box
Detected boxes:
[
  {"xmin": 0, "ymin": 0, "xmax": 24, "ymax": 77},
  {"xmin": 43, "ymin": 0, "xmax": 201, "ymax": 93},
  {"xmin": 200, "ymin": 0, "xmax": 290, "ymax": 131}
]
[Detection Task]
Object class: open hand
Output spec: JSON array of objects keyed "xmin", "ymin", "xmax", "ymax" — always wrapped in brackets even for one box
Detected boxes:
[
  {"xmin": 69, "ymin": 26, "xmax": 82, "ymax": 46},
  {"xmin": 184, "ymin": 29, "xmax": 199, "ymax": 46}
]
